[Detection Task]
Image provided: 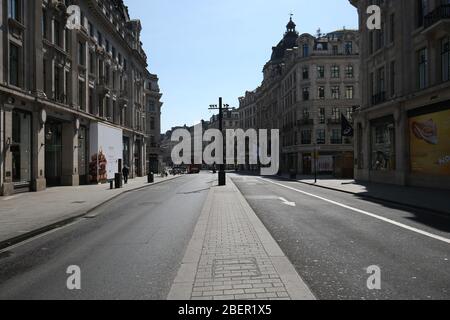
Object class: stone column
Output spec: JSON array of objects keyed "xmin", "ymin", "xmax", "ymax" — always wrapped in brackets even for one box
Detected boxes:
[
  {"xmin": 31, "ymin": 110, "xmax": 46, "ymax": 192},
  {"xmin": 143, "ymin": 139, "xmax": 148, "ymax": 175},
  {"xmin": 2, "ymin": 105, "xmax": 14, "ymax": 196},
  {"xmin": 129, "ymin": 136, "xmax": 135, "ymax": 179},
  {"xmin": 61, "ymin": 121, "xmax": 79, "ymax": 186}
]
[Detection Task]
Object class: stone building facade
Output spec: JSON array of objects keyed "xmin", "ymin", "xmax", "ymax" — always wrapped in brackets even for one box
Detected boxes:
[
  {"xmin": 350, "ymin": 0, "xmax": 450, "ymax": 189},
  {"xmin": 238, "ymin": 18, "xmax": 360, "ymax": 177},
  {"xmin": 0, "ymin": 0, "xmax": 162, "ymax": 195}
]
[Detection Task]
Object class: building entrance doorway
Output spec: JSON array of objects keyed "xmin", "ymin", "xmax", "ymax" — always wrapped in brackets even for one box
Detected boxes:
[
  {"xmin": 45, "ymin": 119, "xmax": 63, "ymax": 187},
  {"xmin": 11, "ymin": 109, "xmax": 32, "ymax": 192}
]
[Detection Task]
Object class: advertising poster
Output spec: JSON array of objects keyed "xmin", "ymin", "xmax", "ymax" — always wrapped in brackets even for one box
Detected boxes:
[
  {"xmin": 410, "ymin": 109, "xmax": 450, "ymax": 176},
  {"xmin": 89, "ymin": 123, "xmax": 123, "ymax": 183}
]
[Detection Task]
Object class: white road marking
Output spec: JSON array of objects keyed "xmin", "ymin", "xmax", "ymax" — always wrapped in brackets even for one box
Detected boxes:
[
  {"xmin": 260, "ymin": 178, "xmax": 450, "ymax": 245},
  {"xmin": 279, "ymin": 197, "xmax": 296, "ymax": 207},
  {"xmin": 247, "ymin": 195, "xmax": 296, "ymax": 207}
]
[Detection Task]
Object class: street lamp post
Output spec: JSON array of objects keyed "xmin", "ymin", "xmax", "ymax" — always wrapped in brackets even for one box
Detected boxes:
[{"xmin": 209, "ymin": 97, "xmax": 230, "ymax": 186}]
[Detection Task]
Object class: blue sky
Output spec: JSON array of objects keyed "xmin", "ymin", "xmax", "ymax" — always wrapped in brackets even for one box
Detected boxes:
[{"xmin": 126, "ymin": 0, "xmax": 358, "ymax": 132}]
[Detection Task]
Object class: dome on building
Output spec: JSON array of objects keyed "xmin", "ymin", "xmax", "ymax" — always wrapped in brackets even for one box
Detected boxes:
[{"xmin": 270, "ymin": 17, "xmax": 299, "ymax": 63}]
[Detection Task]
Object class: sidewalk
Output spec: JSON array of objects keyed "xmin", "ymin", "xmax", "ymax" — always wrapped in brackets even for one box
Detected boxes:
[
  {"xmin": 0, "ymin": 175, "xmax": 180, "ymax": 248},
  {"xmin": 168, "ymin": 177, "xmax": 315, "ymax": 300},
  {"xmin": 286, "ymin": 175, "xmax": 450, "ymax": 215}
]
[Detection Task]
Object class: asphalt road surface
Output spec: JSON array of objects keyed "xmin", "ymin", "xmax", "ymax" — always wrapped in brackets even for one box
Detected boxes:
[
  {"xmin": 0, "ymin": 173, "xmax": 213, "ymax": 300},
  {"xmin": 231, "ymin": 173, "xmax": 450, "ymax": 300}
]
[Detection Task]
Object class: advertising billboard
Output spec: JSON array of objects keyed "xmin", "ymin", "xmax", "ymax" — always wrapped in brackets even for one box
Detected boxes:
[
  {"xmin": 410, "ymin": 109, "xmax": 450, "ymax": 176},
  {"xmin": 89, "ymin": 123, "xmax": 123, "ymax": 183}
]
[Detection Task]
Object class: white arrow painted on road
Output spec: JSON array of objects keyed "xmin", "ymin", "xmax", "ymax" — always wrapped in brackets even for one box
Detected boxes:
[
  {"xmin": 279, "ymin": 197, "xmax": 296, "ymax": 207},
  {"xmin": 247, "ymin": 195, "xmax": 296, "ymax": 207}
]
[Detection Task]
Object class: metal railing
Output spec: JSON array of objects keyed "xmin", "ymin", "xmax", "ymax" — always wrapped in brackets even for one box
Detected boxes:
[{"xmin": 425, "ymin": 5, "xmax": 450, "ymax": 29}]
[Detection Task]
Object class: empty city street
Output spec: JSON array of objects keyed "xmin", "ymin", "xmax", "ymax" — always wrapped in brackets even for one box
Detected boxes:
[
  {"xmin": 0, "ymin": 174, "xmax": 213, "ymax": 300},
  {"xmin": 231, "ymin": 174, "xmax": 450, "ymax": 300},
  {"xmin": 0, "ymin": 172, "xmax": 449, "ymax": 300}
]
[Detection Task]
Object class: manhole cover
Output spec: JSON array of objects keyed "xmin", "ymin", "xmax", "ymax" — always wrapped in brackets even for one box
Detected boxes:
[{"xmin": 212, "ymin": 257, "xmax": 261, "ymax": 278}]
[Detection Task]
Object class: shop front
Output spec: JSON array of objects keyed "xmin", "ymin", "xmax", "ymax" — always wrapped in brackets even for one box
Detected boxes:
[
  {"xmin": 408, "ymin": 103, "xmax": 450, "ymax": 188},
  {"xmin": 366, "ymin": 116, "xmax": 397, "ymax": 184},
  {"xmin": 45, "ymin": 118, "xmax": 63, "ymax": 187}
]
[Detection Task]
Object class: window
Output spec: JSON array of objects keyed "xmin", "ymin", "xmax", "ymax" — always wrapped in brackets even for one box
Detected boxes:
[
  {"xmin": 89, "ymin": 22, "xmax": 94, "ymax": 37},
  {"xmin": 378, "ymin": 67, "xmax": 385, "ymax": 94},
  {"xmin": 54, "ymin": 66, "xmax": 62, "ymax": 102},
  {"xmin": 442, "ymin": 37, "xmax": 450, "ymax": 82},
  {"xmin": 345, "ymin": 65, "xmax": 354, "ymax": 78},
  {"xmin": 303, "ymin": 108, "xmax": 310, "ymax": 119},
  {"xmin": 316, "ymin": 129, "xmax": 326, "ymax": 145},
  {"xmin": 303, "ymin": 44, "xmax": 309, "ymax": 57},
  {"xmin": 346, "ymin": 107, "xmax": 353, "ymax": 122},
  {"xmin": 331, "ymin": 86, "xmax": 340, "ymax": 99},
  {"xmin": 78, "ymin": 42, "xmax": 85, "ymax": 66},
  {"xmin": 369, "ymin": 31, "xmax": 374, "ymax": 54},
  {"xmin": 390, "ymin": 13, "xmax": 395, "ymax": 44},
  {"xmin": 302, "ymin": 66, "xmax": 309, "ymax": 80},
  {"xmin": 97, "ymin": 31, "xmax": 103, "ymax": 46},
  {"xmin": 150, "ymin": 117, "xmax": 155, "ymax": 130},
  {"xmin": 345, "ymin": 41, "xmax": 353, "ymax": 55},
  {"xmin": 8, "ymin": 0, "xmax": 20, "ymax": 21},
  {"xmin": 42, "ymin": 9, "xmax": 48, "ymax": 39},
  {"xmin": 331, "ymin": 129, "xmax": 342, "ymax": 144},
  {"xmin": 417, "ymin": 0, "xmax": 429, "ymax": 28},
  {"xmin": 371, "ymin": 120, "xmax": 396, "ymax": 171},
  {"xmin": 332, "ymin": 45, "xmax": 338, "ymax": 55},
  {"xmin": 390, "ymin": 61, "xmax": 396, "ymax": 95},
  {"xmin": 302, "ymin": 87, "xmax": 310, "ymax": 101},
  {"xmin": 418, "ymin": 48, "xmax": 428, "ymax": 89},
  {"xmin": 376, "ymin": 24, "xmax": 384, "ymax": 50},
  {"xmin": 345, "ymin": 86, "xmax": 354, "ymax": 100},
  {"xmin": 89, "ymin": 52, "xmax": 95, "ymax": 74},
  {"xmin": 64, "ymin": 28, "xmax": 70, "ymax": 53},
  {"xmin": 301, "ymin": 130, "xmax": 312, "ymax": 145},
  {"xmin": 318, "ymin": 86, "xmax": 325, "ymax": 100},
  {"xmin": 9, "ymin": 43, "xmax": 19, "ymax": 87},
  {"xmin": 317, "ymin": 66, "xmax": 325, "ymax": 78},
  {"xmin": 43, "ymin": 59, "xmax": 48, "ymax": 93},
  {"xmin": 331, "ymin": 107, "xmax": 340, "ymax": 121},
  {"xmin": 319, "ymin": 108, "xmax": 325, "ymax": 124},
  {"xmin": 331, "ymin": 65, "xmax": 340, "ymax": 78},
  {"xmin": 54, "ymin": 20, "xmax": 62, "ymax": 47},
  {"xmin": 78, "ymin": 80, "xmax": 85, "ymax": 110}
]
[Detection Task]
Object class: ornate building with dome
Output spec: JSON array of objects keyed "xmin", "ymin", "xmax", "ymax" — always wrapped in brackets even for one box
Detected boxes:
[{"xmin": 239, "ymin": 17, "xmax": 360, "ymax": 177}]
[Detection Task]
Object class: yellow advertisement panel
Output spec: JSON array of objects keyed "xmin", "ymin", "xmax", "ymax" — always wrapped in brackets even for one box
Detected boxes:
[{"xmin": 410, "ymin": 109, "xmax": 450, "ymax": 175}]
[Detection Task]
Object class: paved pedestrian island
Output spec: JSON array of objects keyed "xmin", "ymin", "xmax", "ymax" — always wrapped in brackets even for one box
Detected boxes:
[{"xmin": 168, "ymin": 177, "xmax": 315, "ymax": 301}]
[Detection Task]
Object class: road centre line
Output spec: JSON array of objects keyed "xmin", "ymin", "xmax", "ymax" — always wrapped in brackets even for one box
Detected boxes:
[{"xmin": 259, "ymin": 178, "xmax": 450, "ymax": 245}]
